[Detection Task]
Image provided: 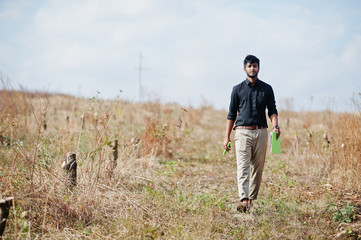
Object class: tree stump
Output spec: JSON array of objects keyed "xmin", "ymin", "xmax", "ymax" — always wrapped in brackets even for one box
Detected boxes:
[
  {"xmin": 106, "ymin": 140, "xmax": 118, "ymax": 177},
  {"xmin": 323, "ymin": 133, "xmax": 331, "ymax": 148},
  {"xmin": 112, "ymin": 140, "xmax": 118, "ymax": 168},
  {"xmin": 61, "ymin": 152, "xmax": 77, "ymax": 189},
  {"xmin": 43, "ymin": 119, "xmax": 47, "ymax": 131},
  {"xmin": 0, "ymin": 197, "xmax": 14, "ymax": 237},
  {"xmin": 131, "ymin": 137, "xmax": 141, "ymax": 158},
  {"xmin": 80, "ymin": 115, "xmax": 85, "ymax": 129}
]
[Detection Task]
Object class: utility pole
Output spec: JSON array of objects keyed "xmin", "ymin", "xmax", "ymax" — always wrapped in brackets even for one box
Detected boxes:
[{"xmin": 137, "ymin": 52, "xmax": 144, "ymax": 102}]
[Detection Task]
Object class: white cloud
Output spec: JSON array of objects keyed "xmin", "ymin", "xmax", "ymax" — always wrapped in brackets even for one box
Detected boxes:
[
  {"xmin": 0, "ymin": 1, "xmax": 23, "ymax": 20},
  {"xmin": 0, "ymin": 9, "xmax": 19, "ymax": 19},
  {"xmin": 1, "ymin": 0, "xmax": 361, "ymax": 111},
  {"xmin": 341, "ymin": 35, "xmax": 361, "ymax": 69}
]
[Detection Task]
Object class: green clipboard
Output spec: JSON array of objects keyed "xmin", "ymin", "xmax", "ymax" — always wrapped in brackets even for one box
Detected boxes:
[{"xmin": 270, "ymin": 132, "xmax": 281, "ymax": 154}]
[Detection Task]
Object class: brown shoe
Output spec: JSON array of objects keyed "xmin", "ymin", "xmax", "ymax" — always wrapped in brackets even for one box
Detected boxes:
[
  {"xmin": 236, "ymin": 204, "xmax": 245, "ymax": 212},
  {"xmin": 237, "ymin": 199, "xmax": 249, "ymax": 213}
]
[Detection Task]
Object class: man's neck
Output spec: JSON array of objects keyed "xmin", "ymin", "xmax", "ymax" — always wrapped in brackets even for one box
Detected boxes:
[{"xmin": 247, "ymin": 77, "xmax": 258, "ymax": 86}]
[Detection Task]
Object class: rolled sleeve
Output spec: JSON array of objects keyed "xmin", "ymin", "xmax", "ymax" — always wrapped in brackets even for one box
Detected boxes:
[
  {"xmin": 267, "ymin": 86, "xmax": 278, "ymax": 118},
  {"xmin": 227, "ymin": 86, "xmax": 239, "ymax": 120}
]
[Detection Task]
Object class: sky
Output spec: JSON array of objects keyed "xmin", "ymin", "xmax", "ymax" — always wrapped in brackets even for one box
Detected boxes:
[{"xmin": 1, "ymin": 0, "xmax": 361, "ymax": 111}]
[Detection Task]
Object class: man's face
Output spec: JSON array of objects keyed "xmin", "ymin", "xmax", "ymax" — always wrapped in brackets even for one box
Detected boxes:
[{"xmin": 244, "ymin": 62, "xmax": 259, "ymax": 79}]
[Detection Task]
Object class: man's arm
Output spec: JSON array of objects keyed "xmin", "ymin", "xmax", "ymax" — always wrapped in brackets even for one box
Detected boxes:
[
  {"xmin": 224, "ymin": 85, "xmax": 238, "ymax": 151},
  {"xmin": 270, "ymin": 114, "xmax": 281, "ymax": 139},
  {"xmin": 223, "ymin": 119, "xmax": 234, "ymax": 150}
]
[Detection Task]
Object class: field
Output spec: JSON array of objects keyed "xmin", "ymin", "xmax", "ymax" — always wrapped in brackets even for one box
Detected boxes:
[{"xmin": 0, "ymin": 89, "xmax": 360, "ymax": 239}]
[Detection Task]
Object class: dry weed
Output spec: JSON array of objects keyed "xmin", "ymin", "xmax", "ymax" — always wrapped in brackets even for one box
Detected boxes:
[{"xmin": 1, "ymin": 88, "xmax": 360, "ymax": 239}]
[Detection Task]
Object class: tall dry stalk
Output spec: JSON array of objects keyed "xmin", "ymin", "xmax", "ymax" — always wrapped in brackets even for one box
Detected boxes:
[
  {"xmin": 328, "ymin": 111, "xmax": 361, "ymax": 189},
  {"xmin": 26, "ymin": 93, "xmax": 50, "ymax": 191}
]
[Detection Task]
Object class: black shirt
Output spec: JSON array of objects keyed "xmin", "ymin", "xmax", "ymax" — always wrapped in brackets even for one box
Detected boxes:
[{"xmin": 227, "ymin": 79, "xmax": 278, "ymax": 128}]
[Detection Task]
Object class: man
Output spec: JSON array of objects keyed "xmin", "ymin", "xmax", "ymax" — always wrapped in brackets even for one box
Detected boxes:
[{"xmin": 223, "ymin": 55, "xmax": 280, "ymax": 212}]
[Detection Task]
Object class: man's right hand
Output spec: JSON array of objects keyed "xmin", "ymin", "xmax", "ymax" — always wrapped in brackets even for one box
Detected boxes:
[
  {"xmin": 223, "ymin": 119, "xmax": 234, "ymax": 153},
  {"xmin": 223, "ymin": 138, "xmax": 231, "ymax": 151}
]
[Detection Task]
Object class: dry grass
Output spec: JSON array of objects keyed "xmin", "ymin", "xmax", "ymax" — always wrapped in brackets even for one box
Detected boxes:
[{"xmin": 1, "ymin": 87, "xmax": 360, "ymax": 239}]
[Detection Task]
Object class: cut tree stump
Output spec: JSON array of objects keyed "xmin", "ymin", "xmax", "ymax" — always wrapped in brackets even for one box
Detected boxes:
[
  {"xmin": 131, "ymin": 137, "xmax": 141, "ymax": 158},
  {"xmin": 106, "ymin": 140, "xmax": 119, "ymax": 177},
  {"xmin": 61, "ymin": 152, "xmax": 77, "ymax": 189},
  {"xmin": 112, "ymin": 140, "xmax": 118, "ymax": 168},
  {"xmin": 43, "ymin": 119, "xmax": 47, "ymax": 131},
  {"xmin": 0, "ymin": 197, "xmax": 14, "ymax": 237}
]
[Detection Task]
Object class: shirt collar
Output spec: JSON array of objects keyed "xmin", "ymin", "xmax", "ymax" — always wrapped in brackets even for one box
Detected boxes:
[{"xmin": 246, "ymin": 79, "xmax": 258, "ymax": 87}]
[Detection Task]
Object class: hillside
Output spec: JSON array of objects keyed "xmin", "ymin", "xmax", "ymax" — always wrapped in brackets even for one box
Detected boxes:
[{"xmin": 0, "ymin": 90, "xmax": 360, "ymax": 239}]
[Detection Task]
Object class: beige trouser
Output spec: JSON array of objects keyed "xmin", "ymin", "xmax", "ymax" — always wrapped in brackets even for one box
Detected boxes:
[{"xmin": 235, "ymin": 128, "xmax": 268, "ymax": 201}]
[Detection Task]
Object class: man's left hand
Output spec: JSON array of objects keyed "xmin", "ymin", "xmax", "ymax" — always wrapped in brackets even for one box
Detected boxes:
[{"xmin": 273, "ymin": 127, "xmax": 281, "ymax": 139}]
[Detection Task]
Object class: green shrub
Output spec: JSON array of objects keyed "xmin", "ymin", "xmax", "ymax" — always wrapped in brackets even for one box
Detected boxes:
[{"xmin": 331, "ymin": 202, "xmax": 356, "ymax": 223}]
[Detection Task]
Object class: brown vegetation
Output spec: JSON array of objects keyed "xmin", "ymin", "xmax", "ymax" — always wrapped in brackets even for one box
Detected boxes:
[{"xmin": 0, "ymin": 88, "xmax": 360, "ymax": 239}]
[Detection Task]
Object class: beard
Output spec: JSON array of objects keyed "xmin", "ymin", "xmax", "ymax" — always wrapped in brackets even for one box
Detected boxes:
[{"xmin": 247, "ymin": 72, "xmax": 258, "ymax": 78}]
